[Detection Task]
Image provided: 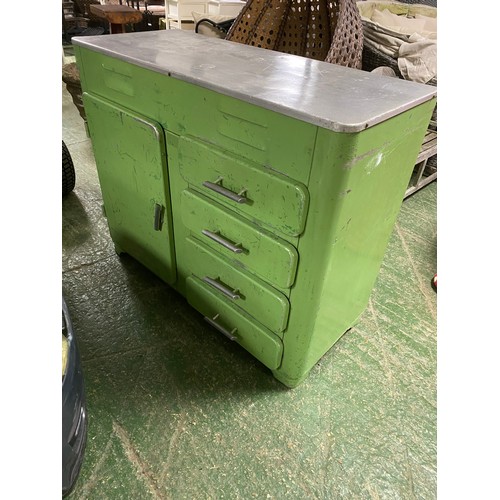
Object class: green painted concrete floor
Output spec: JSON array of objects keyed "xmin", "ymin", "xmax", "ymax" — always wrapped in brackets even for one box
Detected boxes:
[{"xmin": 62, "ymin": 79, "xmax": 437, "ymax": 499}]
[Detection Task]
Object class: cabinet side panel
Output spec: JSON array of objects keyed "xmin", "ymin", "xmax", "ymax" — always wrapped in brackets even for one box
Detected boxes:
[{"xmin": 275, "ymin": 100, "xmax": 436, "ymax": 387}]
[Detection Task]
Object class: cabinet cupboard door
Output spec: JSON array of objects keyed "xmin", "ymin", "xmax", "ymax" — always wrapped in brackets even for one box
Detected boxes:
[{"xmin": 83, "ymin": 93, "xmax": 176, "ymax": 285}]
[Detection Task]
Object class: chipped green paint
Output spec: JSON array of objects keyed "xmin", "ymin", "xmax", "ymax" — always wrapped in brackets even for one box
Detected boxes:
[
  {"xmin": 273, "ymin": 105, "xmax": 436, "ymax": 387},
  {"xmin": 76, "ymin": 44, "xmax": 436, "ymax": 387},
  {"xmin": 63, "ymin": 66, "xmax": 437, "ymax": 496}
]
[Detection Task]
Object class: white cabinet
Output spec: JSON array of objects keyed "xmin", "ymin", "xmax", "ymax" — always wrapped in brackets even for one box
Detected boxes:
[
  {"xmin": 165, "ymin": 0, "xmax": 209, "ymax": 29},
  {"xmin": 207, "ymin": 0, "xmax": 245, "ymax": 16},
  {"xmin": 166, "ymin": 0, "xmax": 245, "ymax": 29}
]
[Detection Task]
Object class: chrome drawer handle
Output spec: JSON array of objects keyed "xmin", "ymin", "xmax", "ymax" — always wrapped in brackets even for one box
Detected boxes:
[
  {"xmin": 204, "ymin": 314, "xmax": 238, "ymax": 341},
  {"xmin": 202, "ymin": 276, "xmax": 241, "ymax": 300},
  {"xmin": 202, "ymin": 180, "xmax": 248, "ymax": 204},
  {"xmin": 202, "ymin": 229, "xmax": 244, "ymax": 254}
]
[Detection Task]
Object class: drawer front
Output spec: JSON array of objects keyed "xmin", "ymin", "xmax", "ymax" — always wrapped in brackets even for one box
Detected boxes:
[
  {"xmin": 178, "ymin": 136, "xmax": 309, "ymax": 237},
  {"xmin": 185, "ymin": 236, "xmax": 290, "ymax": 334},
  {"xmin": 180, "ymin": 189, "xmax": 299, "ymax": 289},
  {"xmin": 186, "ymin": 276, "xmax": 283, "ymax": 370}
]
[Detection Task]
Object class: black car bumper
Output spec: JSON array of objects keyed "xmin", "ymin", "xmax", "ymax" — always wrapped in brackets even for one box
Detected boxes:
[{"xmin": 62, "ymin": 297, "xmax": 88, "ymax": 497}]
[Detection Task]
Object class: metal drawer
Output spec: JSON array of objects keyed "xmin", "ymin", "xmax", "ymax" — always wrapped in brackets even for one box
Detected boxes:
[
  {"xmin": 178, "ymin": 136, "xmax": 309, "ymax": 237},
  {"xmin": 185, "ymin": 236, "xmax": 290, "ymax": 334},
  {"xmin": 186, "ymin": 276, "xmax": 283, "ymax": 370},
  {"xmin": 180, "ymin": 189, "xmax": 299, "ymax": 289}
]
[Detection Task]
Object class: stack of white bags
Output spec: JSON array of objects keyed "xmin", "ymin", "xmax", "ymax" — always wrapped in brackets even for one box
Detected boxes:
[{"xmin": 357, "ymin": 1, "xmax": 437, "ymax": 83}]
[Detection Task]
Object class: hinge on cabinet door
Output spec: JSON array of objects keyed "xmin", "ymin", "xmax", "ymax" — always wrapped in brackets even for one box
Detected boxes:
[
  {"xmin": 84, "ymin": 120, "xmax": 90, "ymax": 139},
  {"xmin": 153, "ymin": 203, "xmax": 164, "ymax": 231}
]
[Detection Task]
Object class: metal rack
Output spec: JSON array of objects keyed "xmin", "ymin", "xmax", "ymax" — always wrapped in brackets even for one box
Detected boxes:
[{"xmin": 405, "ymin": 122, "xmax": 437, "ymax": 198}]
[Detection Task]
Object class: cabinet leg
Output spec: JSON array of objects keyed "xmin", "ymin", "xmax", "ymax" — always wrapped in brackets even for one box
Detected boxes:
[
  {"xmin": 114, "ymin": 243, "xmax": 125, "ymax": 256},
  {"xmin": 271, "ymin": 369, "xmax": 310, "ymax": 389}
]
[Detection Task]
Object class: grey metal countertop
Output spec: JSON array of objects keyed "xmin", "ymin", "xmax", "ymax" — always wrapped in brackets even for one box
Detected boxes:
[{"xmin": 73, "ymin": 30, "xmax": 436, "ymax": 133}]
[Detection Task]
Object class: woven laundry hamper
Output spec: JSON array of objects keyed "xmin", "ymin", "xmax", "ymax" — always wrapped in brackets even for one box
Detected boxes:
[{"xmin": 226, "ymin": 0, "xmax": 364, "ymax": 68}]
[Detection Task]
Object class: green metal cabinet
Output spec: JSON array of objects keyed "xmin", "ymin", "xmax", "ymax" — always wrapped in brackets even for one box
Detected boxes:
[{"xmin": 74, "ymin": 30, "xmax": 436, "ymax": 387}]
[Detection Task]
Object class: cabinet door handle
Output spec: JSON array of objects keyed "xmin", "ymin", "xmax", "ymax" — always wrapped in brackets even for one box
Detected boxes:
[
  {"xmin": 202, "ymin": 229, "xmax": 244, "ymax": 254},
  {"xmin": 202, "ymin": 276, "xmax": 241, "ymax": 300},
  {"xmin": 153, "ymin": 203, "xmax": 163, "ymax": 231},
  {"xmin": 202, "ymin": 180, "xmax": 248, "ymax": 204},
  {"xmin": 204, "ymin": 314, "xmax": 238, "ymax": 341}
]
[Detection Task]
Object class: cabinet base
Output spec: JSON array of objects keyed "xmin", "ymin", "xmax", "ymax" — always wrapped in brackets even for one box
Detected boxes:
[
  {"xmin": 271, "ymin": 369, "xmax": 310, "ymax": 389},
  {"xmin": 272, "ymin": 325, "xmax": 357, "ymax": 388},
  {"xmin": 114, "ymin": 243, "xmax": 125, "ymax": 255}
]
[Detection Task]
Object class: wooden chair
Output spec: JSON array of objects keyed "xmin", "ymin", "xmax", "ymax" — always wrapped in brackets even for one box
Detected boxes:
[
  {"xmin": 62, "ymin": 0, "xmax": 89, "ymax": 42},
  {"xmin": 73, "ymin": 0, "xmax": 109, "ymax": 29},
  {"xmin": 126, "ymin": 0, "xmax": 166, "ymax": 30}
]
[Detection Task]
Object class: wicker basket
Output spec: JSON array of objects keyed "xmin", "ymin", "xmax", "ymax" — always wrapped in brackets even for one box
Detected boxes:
[
  {"xmin": 226, "ymin": 0, "xmax": 364, "ymax": 69},
  {"xmin": 62, "ymin": 63, "xmax": 86, "ymax": 121},
  {"xmin": 358, "ymin": 1, "xmax": 436, "ymax": 81}
]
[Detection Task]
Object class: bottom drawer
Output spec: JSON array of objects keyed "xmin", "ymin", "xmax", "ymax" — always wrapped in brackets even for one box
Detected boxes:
[{"xmin": 186, "ymin": 276, "xmax": 283, "ymax": 370}]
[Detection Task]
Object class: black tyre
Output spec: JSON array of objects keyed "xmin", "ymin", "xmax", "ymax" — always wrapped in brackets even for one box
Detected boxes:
[{"xmin": 63, "ymin": 140, "xmax": 76, "ymax": 196}]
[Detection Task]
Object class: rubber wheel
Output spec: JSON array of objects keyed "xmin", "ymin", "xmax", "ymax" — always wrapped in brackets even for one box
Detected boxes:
[{"xmin": 63, "ymin": 140, "xmax": 76, "ymax": 196}]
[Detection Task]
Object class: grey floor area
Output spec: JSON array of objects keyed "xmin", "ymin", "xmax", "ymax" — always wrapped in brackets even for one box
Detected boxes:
[{"xmin": 62, "ymin": 77, "xmax": 437, "ymax": 499}]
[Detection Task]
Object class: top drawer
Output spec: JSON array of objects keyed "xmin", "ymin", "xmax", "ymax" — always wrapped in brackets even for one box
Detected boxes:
[
  {"xmin": 178, "ymin": 136, "xmax": 309, "ymax": 237},
  {"xmin": 178, "ymin": 137, "xmax": 309, "ymax": 236}
]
